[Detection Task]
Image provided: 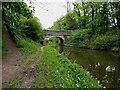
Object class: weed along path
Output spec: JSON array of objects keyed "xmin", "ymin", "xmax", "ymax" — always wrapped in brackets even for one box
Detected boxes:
[
  {"xmin": 2, "ymin": 30, "xmax": 44, "ymax": 88},
  {"xmin": 2, "ymin": 30, "xmax": 22, "ymax": 82},
  {"xmin": 21, "ymin": 46, "xmax": 44, "ymax": 88}
]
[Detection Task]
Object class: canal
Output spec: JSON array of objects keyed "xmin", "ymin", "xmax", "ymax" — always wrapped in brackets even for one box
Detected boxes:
[{"xmin": 54, "ymin": 45, "xmax": 120, "ymax": 88}]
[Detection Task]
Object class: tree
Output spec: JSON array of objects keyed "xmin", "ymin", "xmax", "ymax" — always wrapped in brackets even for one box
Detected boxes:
[
  {"xmin": 2, "ymin": 2, "xmax": 44, "ymax": 42},
  {"xmin": 24, "ymin": 17, "xmax": 44, "ymax": 42}
]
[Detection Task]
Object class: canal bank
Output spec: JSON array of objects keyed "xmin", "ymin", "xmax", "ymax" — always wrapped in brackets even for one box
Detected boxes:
[
  {"xmin": 64, "ymin": 44, "xmax": 120, "ymax": 53},
  {"xmin": 33, "ymin": 46, "xmax": 101, "ymax": 88},
  {"xmin": 56, "ymin": 45, "xmax": 120, "ymax": 88}
]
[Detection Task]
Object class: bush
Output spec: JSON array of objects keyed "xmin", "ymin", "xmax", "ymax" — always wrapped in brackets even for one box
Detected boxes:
[
  {"xmin": 93, "ymin": 34, "xmax": 119, "ymax": 50},
  {"xmin": 2, "ymin": 40, "xmax": 8, "ymax": 57},
  {"xmin": 69, "ymin": 29, "xmax": 92, "ymax": 47},
  {"xmin": 49, "ymin": 37, "xmax": 60, "ymax": 45},
  {"xmin": 24, "ymin": 17, "xmax": 44, "ymax": 42},
  {"xmin": 2, "ymin": 25, "xmax": 8, "ymax": 57},
  {"xmin": 16, "ymin": 38, "xmax": 41, "ymax": 54},
  {"xmin": 68, "ymin": 29, "xmax": 120, "ymax": 52}
]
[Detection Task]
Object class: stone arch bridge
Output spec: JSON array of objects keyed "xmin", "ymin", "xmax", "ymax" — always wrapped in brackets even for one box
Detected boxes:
[{"xmin": 43, "ymin": 30, "xmax": 72, "ymax": 44}]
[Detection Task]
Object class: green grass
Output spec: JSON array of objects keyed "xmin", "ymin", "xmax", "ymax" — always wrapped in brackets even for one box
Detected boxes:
[
  {"xmin": 16, "ymin": 38, "xmax": 42, "ymax": 55},
  {"xmin": 24, "ymin": 48, "xmax": 41, "ymax": 70},
  {"xmin": 2, "ymin": 76, "xmax": 24, "ymax": 88},
  {"xmin": 33, "ymin": 46, "xmax": 101, "ymax": 88},
  {"xmin": 2, "ymin": 40, "xmax": 42, "ymax": 88},
  {"xmin": 2, "ymin": 25, "xmax": 9, "ymax": 57},
  {"xmin": 2, "ymin": 40, "xmax": 8, "ymax": 57}
]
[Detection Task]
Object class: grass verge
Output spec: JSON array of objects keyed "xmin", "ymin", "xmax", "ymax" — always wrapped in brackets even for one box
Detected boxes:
[
  {"xmin": 33, "ymin": 46, "xmax": 101, "ymax": 88},
  {"xmin": 2, "ymin": 36, "xmax": 42, "ymax": 88},
  {"xmin": 2, "ymin": 40, "xmax": 8, "ymax": 57},
  {"xmin": 2, "ymin": 25, "xmax": 8, "ymax": 57},
  {"xmin": 2, "ymin": 76, "xmax": 25, "ymax": 88},
  {"xmin": 2, "ymin": 46, "xmax": 42, "ymax": 88},
  {"xmin": 16, "ymin": 38, "xmax": 42, "ymax": 55}
]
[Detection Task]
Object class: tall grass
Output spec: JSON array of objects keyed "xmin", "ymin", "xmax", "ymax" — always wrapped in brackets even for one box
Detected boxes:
[
  {"xmin": 2, "ymin": 25, "xmax": 8, "ymax": 57},
  {"xmin": 33, "ymin": 46, "xmax": 101, "ymax": 88},
  {"xmin": 2, "ymin": 40, "xmax": 8, "ymax": 57},
  {"xmin": 15, "ymin": 38, "xmax": 42, "ymax": 55}
]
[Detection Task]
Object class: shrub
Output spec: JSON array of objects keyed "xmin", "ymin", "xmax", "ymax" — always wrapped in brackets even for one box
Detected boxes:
[
  {"xmin": 93, "ymin": 34, "xmax": 119, "ymax": 50},
  {"xmin": 69, "ymin": 29, "xmax": 92, "ymax": 47},
  {"xmin": 16, "ymin": 38, "xmax": 41, "ymax": 54},
  {"xmin": 2, "ymin": 40, "xmax": 8, "ymax": 57},
  {"xmin": 24, "ymin": 17, "xmax": 44, "ymax": 42}
]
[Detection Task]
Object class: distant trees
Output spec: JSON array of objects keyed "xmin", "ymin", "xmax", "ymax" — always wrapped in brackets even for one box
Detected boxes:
[
  {"xmin": 50, "ymin": 1, "xmax": 120, "ymax": 51},
  {"xmin": 50, "ymin": 1, "xmax": 120, "ymax": 33}
]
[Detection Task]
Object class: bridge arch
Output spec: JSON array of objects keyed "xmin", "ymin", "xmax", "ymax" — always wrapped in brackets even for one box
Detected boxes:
[
  {"xmin": 44, "ymin": 30, "xmax": 71, "ymax": 45},
  {"xmin": 47, "ymin": 36, "xmax": 64, "ymax": 45},
  {"xmin": 56, "ymin": 37, "xmax": 64, "ymax": 45}
]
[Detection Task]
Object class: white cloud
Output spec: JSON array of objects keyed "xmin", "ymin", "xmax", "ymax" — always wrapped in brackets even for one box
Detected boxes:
[{"xmin": 27, "ymin": 0, "xmax": 76, "ymax": 29}]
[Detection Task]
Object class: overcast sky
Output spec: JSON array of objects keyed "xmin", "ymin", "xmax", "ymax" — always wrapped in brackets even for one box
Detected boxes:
[{"xmin": 25, "ymin": 0, "xmax": 76, "ymax": 29}]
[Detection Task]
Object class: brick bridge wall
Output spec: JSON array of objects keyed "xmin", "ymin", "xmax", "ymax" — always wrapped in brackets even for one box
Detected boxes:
[{"xmin": 44, "ymin": 30, "xmax": 72, "ymax": 36}]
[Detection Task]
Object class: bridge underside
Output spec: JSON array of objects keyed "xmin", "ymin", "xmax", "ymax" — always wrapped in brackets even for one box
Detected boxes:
[
  {"xmin": 44, "ymin": 36, "xmax": 65, "ymax": 41},
  {"xmin": 43, "ymin": 30, "xmax": 71, "ymax": 44}
]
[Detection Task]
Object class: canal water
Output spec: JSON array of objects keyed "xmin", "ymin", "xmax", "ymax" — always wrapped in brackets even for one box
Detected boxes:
[{"xmin": 54, "ymin": 45, "xmax": 120, "ymax": 88}]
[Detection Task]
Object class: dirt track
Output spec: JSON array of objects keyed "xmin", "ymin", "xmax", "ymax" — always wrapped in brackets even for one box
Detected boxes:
[
  {"xmin": 2, "ymin": 30, "xmax": 22, "ymax": 82},
  {"xmin": 21, "ymin": 47, "xmax": 44, "ymax": 88},
  {"xmin": 2, "ymin": 30, "xmax": 44, "ymax": 88}
]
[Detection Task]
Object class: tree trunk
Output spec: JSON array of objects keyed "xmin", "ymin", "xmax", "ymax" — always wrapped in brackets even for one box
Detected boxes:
[{"xmin": 91, "ymin": 4, "xmax": 94, "ymax": 30}]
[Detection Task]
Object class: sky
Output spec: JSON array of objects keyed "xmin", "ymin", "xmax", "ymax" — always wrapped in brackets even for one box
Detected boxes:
[{"xmin": 25, "ymin": 0, "xmax": 76, "ymax": 29}]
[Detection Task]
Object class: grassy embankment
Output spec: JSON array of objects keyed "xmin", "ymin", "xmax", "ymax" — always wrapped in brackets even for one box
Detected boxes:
[
  {"xmin": 33, "ymin": 46, "xmax": 101, "ymax": 88},
  {"xmin": 2, "ymin": 30, "xmax": 42, "ymax": 88},
  {"xmin": 66, "ymin": 29, "xmax": 120, "ymax": 52},
  {"xmin": 2, "ymin": 40, "xmax": 8, "ymax": 57},
  {"xmin": 2, "ymin": 25, "xmax": 8, "ymax": 57},
  {"xmin": 2, "ymin": 2, "xmax": 44, "ymax": 88},
  {"xmin": 3, "ymin": 38, "xmax": 42, "ymax": 88},
  {"xmin": 3, "ymin": 34, "xmax": 101, "ymax": 88}
]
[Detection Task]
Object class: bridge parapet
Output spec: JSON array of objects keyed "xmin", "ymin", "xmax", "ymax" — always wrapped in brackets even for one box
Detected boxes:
[{"xmin": 44, "ymin": 30, "xmax": 71, "ymax": 36}]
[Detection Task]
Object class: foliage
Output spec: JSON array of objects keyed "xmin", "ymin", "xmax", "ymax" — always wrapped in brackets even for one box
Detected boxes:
[
  {"xmin": 33, "ymin": 46, "xmax": 101, "ymax": 88},
  {"xmin": 68, "ymin": 29, "xmax": 93, "ymax": 47},
  {"xmin": 2, "ymin": 25, "xmax": 8, "ymax": 57},
  {"xmin": 49, "ymin": 37, "xmax": 60, "ymax": 46},
  {"xmin": 68, "ymin": 29, "xmax": 120, "ymax": 52},
  {"xmin": 49, "ymin": 12, "xmax": 78, "ymax": 30},
  {"xmin": 2, "ymin": 2, "xmax": 44, "ymax": 56},
  {"xmin": 24, "ymin": 17, "xmax": 44, "ymax": 42},
  {"xmin": 16, "ymin": 38, "xmax": 41, "ymax": 55},
  {"xmin": 2, "ymin": 2, "xmax": 33, "ymax": 30},
  {"xmin": 50, "ymin": 2, "xmax": 120, "ymax": 52},
  {"xmin": 3, "ymin": 76, "xmax": 24, "ymax": 88},
  {"xmin": 2, "ymin": 2, "xmax": 44, "ymax": 44},
  {"xmin": 93, "ymin": 34, "xmax": 119, "ymax": 50},
  {"xmin": 2, "ymin": 40, "xmax": 8, "ymax": 57},
  {"xmin": 50, "ymin": 2, "xmax": 120, "ymax": 30}
]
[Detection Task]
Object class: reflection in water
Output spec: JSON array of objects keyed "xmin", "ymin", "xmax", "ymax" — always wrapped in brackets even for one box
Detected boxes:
[{"xmin": 54, "ymin": 45, "xmax": 120, "ymax": 88}]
